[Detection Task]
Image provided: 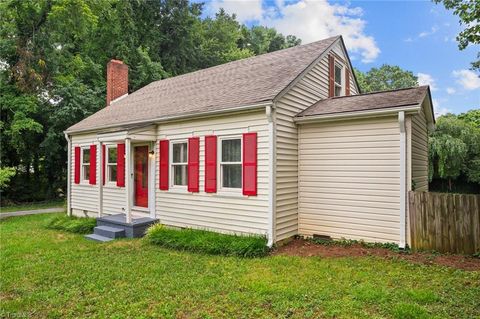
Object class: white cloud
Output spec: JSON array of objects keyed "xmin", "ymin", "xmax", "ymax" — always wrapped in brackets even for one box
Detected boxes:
[
  {"xmin": 206, "ymin": 0, "xmax": 380, "ymax": 63},
  {"xmin": 446, "ymin": 87, "xmax": 456, "ymax": 94},
  {"xmin": 417, "ymin": 73, "xmax": 437, "ymax": 91},
  {"xmin": 418, "ymin": 26, "xmax": 438, "ymax": 38},
  {"xmin": 452, "ymin": 69, "xmax": 480, "ymax": 90},
  {"xmin": 432, "ymin": 99, "xmax": 450, "ymax": 117},
  {"xmin": 208, "ymin": 0, "xmax": 263, "ymax": 22}
]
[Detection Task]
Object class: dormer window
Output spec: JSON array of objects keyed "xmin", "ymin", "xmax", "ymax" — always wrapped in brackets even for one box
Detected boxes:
[{"xmin": 334, "ymin": 63, "xmax": 343, "ymax": 97}]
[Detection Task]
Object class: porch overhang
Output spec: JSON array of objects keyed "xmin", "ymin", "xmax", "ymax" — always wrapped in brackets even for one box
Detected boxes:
[{"xmin": 96, "ymin": 124, "xmax": 157, "ymax": 142}]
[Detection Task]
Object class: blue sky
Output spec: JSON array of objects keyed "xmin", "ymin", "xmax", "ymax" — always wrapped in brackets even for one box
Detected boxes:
[{"xmin": 199, "ymin": 0, "xmax": 479, "ymax": 116}]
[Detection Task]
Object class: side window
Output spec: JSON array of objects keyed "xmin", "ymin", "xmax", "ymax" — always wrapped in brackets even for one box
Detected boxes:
[
  {"xmin": 106, "ymin": 146, "xmax": 117, "ymax": 183},
  {"xmin": 220, "ymin": 138, "xmax": 242, "ymax": 189},
  {"xmin": 82, "ymin": 148, "xmax": 90, "ymax": 181},
  {"xmin": 334, "ymin": 63, "xmax": 343, "ymax": 97},
  {"xmin": 172, "ymin": 141, "xmax": 188, "ymax": 186}
]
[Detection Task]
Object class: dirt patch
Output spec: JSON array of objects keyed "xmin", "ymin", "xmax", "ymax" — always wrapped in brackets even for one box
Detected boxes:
[{"xmin": 273, "ymin": 239, "xmax": 480, "ymax": 271}]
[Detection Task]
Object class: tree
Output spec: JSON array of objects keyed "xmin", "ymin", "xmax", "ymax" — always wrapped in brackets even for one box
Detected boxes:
[
  {"xmin": 0, "ymin": 0, "xmax": 301, "ymax": 203},
  {"xmin": 429, "ymin": 114, "xmax": 480, "ymax": 191},
  {"xmin": 354, "ymin": 65, "xmax": 418, "ymax": 93},
  {"xmin": 239, "ymin": 25, "xmax": 301, "ymax": 55},
  {"xmin": 458, "ymin": 109, "xmax": 480, "ymax": 128},
  {"xmin": 433, "ymin": 0, "xmax": 480, "ymax": 71}
]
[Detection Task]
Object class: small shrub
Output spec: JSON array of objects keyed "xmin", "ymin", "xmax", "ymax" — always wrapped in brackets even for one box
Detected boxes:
[
  {"xmin": 45, "ymin": 215, "xmax": 96, "ymax": 234},
  {"xmin": 145, "ymin": 224, "xmax": 269, "ymax": 258}
]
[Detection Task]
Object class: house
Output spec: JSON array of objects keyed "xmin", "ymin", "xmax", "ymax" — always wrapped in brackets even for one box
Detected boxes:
[{"xmin": 65, "ymin": 35, "xmax": 434, "ymax": 247}]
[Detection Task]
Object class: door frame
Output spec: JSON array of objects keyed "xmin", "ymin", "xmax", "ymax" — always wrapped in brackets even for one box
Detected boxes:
[{"xmin": 130, "ymin": 142, "xmax": 156, "ymax": 218}]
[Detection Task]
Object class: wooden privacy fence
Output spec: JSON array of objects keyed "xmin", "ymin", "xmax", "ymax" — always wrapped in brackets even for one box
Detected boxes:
[{"xmin": 409, "ymin": 191, "xmax": 480, "ymax": 254}]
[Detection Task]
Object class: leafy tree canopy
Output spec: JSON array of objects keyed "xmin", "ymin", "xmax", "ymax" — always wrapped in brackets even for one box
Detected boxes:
[
  {"xmin": 354, "ymin": 65, "xmax": 419, "ymax": 93},
  {"xmin": 0, "ymin": 0, "xmax": 300, "ymax": 202},
  {"xmin": 429, "ymin": 112, "xmax": 480, "ymax": 190}
]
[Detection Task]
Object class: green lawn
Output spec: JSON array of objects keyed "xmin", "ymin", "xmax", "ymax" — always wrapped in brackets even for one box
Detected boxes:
[
  {"xmin": 1, "ymin": 214, "xmax": 479, "ymax": 319},
  {"xmin": 0, "ymin": 199, "xmax": 65, "ymax": 213}
]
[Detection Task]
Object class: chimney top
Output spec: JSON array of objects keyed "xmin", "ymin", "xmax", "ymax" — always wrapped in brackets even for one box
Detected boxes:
[{"xmin": 106, "ymin": 59, "xmax": 128, "ymax": 106}]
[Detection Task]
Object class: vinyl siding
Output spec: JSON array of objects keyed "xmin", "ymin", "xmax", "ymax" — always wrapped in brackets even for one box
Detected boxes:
[
  {"xmin": 274, "ymin": 40, "xmax": 358, "ymax": 241},
  {"xmin": 70, "ymin": 134, "xmax": 127, "ymax": 216},
  {"xmin": 411, "ymin": 109, "xmax": 429, "ymax": 191},
  {"xmin": 298, "ymin": 116, "xmax": 401, "ymax": 244},
  {"xmin": 70, "ymin": 133, "xmax": 99, "ymax": 215},
  {"xmin": 156, "ymin": 110, "xmax": 270, "ymax": 235}
]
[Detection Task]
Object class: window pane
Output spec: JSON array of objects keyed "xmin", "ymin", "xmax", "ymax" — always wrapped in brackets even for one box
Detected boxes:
[
  {"xmin": 83, "ymin": 149, "xmax": 90, "ymax": 163},
  {"xmin": 108, "ymin": 147, "xmax": 117, "ymax": 163},
  {"xmin": 335, "ymin": 85, "xmax": 342, "ymax": 97},
  {"xmin": 83, "ymin": 165, "xmax": 90, "ymax": 180},
  {"xmin": 109, "ymin": 165, "xmax": 117, "ymax": 182},
  {"xmin": 335, "ymin": 65, "xmax": 342, "ymax": 85},
  {"xmin": 173, "ymin": 143, "xmax": 187, "ymax": 163},
  {"xmin": 173, "ymin": 165, "xmax": 187, "ymax": 185},
  {"xmin": 222, "ymin": 139, "xmax": 241, "ymax": 162},
  {"xmin": 222, "ymin": 164, "xmax": 241, "ymax": 188}
]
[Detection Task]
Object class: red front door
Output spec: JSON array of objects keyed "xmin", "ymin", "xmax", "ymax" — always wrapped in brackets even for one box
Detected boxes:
[{"xmin": 134, "ymin": 146, "xmax": 149, "ymax": 208}]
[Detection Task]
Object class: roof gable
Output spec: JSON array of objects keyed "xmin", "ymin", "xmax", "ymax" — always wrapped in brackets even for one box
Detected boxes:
[{"xmin": 67, "ymin": 36, "xmax": 340, "ymax": 133}]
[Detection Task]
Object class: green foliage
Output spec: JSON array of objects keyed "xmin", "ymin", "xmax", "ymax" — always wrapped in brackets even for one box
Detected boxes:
[
  {"xmin": 354, "ymin": 65, "xmax": 418, "ymax": 93},
  {"xmin": 0, "ymin": 0, "xmax": 299, "ymax": 202},
  {"xmin": 433, "ymin": 0, "xmax": 479, "ymax": 71},
  {"xmin": 0, "ymin": 167, "xmax": 16, "ymax": 190},
  {"xmin": 429, "ymin": 113, "xmax": 480, "ymax": 191},
  {"xmin": 145, "ymin": 223, "xmax": 269, "ymax": 258},
  {"xmin": 458, "ymin": 109, "xmax": 480, "ymax": 128},
  {"xmin": 45, "ymin": 214, "xmax": 96, "ymax": 234}
]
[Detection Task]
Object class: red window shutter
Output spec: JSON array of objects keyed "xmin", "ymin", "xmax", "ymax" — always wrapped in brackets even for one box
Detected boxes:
[
  {"xmin": 242, "ymin": 133, "xmax": 257, "ymax": 196},
  {"xmin": 159, "ymin": 140, "xmax": 169, "ymax": 190},
  {"xmin": 188, "ymin": 137, "xmax": 200, "ymax": 192},
  {"xmin": 74, "ymin": 146, "xmax": 80, "ymax": 184},
  {"xmin": 328, "ymin": 55, "xmax": 335, "ymax": 98},
  {"xmin": 204, "ymin": 135, "xmax": 217, "ymax": 193},
  {"xmin": 117, "ymin": 143, "xmax": 125, "ymax": 187},
  {"xmin": 89, "ymin": 144, "xmax": 97, "ymax": 185},
  {"xmin": 345, "ymin": 68, "xmax": 350, "ymax": 96},
  {"xmin": 102, "ymin": 144, "xmax": 106, "ymax": 185}
]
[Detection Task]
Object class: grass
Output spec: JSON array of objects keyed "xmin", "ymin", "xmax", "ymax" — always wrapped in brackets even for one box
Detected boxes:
[
  {"xmin": 0, "ymin": 199, "xmax": 65, "ymax": 213},
  {"xmin": 1, "ymin": 214, "xmax": 479, "ymax": 319},
  {"xmin": 45, "ymin": 215, "xmax": 96, "ymax": 234},
  {"xmin": 310, "ymin": 237, "xmax": 404, "ymax": 252},
  {"xmin": 145, "ymin": 223, "xmax": 269, "ymax": 258}
]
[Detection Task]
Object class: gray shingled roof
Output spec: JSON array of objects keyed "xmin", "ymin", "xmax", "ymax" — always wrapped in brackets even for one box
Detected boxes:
[
  {"xmin": 67, "ymin": 36, "xmax": 340, "ymax": 133},
  {"xmin": 296, "ymin": 86, "xmax": 430, "ymax": 118}
]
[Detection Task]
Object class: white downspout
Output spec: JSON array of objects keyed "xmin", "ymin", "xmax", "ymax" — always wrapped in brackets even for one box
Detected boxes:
[
  {"xmin": 398, "ymin": 111, "xmax": 406, "ymax": 249},
  {"xmin": 97, "ymin": 140, "xmax": 103, "ymax": 218},
  {"xmin": 64, "ymin": 133, "xmax": 72, "ymax": 216},
  {"xmin": 266, "ymin": 105, "xmax": 276, "ymax": 247},
  {"xmin": 125, "ymin": 138, "xmax": 132, "ymax": 223}
]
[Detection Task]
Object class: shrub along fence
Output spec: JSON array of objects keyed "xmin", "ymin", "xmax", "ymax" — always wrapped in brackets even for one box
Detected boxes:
[{"xmin": 408, "ymin": 191, "xmax": 480, "ymax": 254}]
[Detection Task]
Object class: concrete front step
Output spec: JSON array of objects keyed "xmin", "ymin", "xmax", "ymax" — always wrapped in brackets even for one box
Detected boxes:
[
  {"xmin": 94, "ymin": 225, "xmax": 125, "ymax": 239},
  {"xmin": 85, "ymin": 234, "xmax": 114, "ymax": 242}
]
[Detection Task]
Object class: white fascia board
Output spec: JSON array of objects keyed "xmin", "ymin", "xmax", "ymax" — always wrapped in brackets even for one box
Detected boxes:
[{"xmin": 294, "ymin": 105, "xmax": 421, "ymax": 124}]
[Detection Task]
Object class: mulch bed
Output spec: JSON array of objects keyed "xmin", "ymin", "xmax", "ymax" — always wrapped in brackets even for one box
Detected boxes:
[{"xmin": 273, "ymin": 238, "xmax": 480, "ymax": 271}]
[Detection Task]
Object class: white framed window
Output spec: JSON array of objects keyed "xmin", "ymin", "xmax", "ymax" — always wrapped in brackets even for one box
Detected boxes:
[
  {"xmin": 81, "ymin": 147, "xmax": 90, "ymax": 182},
  {"xmin": 171, "ymin": 141, "xmax": 188, "ymax": 186},
  {"xmin": 334, "ymin": 62, "xmax": 343, "ymax": 97},
  {"xmin": 106, "ymin": 145, "xmax": 117, "ymax": 183},
  {"xmin": 219, "ymin": 137, "xmax": 242, "ymax": 190}
]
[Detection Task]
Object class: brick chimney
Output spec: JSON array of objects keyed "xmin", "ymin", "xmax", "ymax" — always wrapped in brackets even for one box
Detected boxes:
[{"xmin": 106, "ymin": 59, "xmax": 128, "ymax": 106}]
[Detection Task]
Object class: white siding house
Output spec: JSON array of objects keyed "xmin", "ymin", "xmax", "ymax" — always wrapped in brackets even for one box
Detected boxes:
[{"xmin": 65, "ymin": 35, "xmax": 434, "ymax": 247}]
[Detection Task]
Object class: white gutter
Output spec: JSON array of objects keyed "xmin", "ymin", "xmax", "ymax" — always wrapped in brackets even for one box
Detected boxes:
[
  {"xmin": 66, "ymin": 101, "xmax": 273, "ymax": 135},
  {"xmin": 266, "ymin": 104, "xmax": 276, "ymax": 247},
  {"xmin": 64, "ymin": 133, "xmax": 72, "ymax": 216},
  {"xmin": 294, "ymin": 105, "xmax": 421, "ymax": 124},
  {"xmin": 398, "ymin": 111, "xmax": 406, "ymax": 249}
]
